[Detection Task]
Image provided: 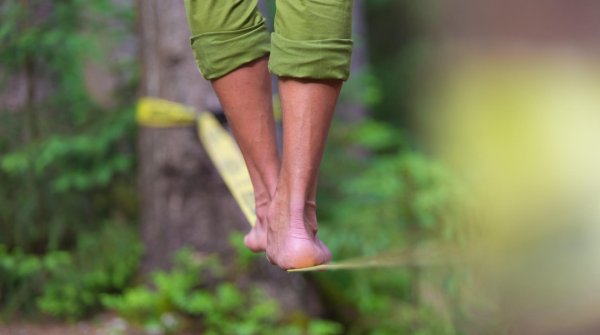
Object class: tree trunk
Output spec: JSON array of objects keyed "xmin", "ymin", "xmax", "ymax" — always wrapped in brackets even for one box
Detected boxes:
[
  {"xmin": 137, "ymin": 0, "xmax": 239, "ymax": 272},
  {"xmin": 136, "ymin": 0, "xmax": 324, "ymax": 313}
]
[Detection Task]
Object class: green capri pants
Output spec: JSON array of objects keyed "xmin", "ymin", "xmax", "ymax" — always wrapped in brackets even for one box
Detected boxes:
[{"xmin": 183, "ymin": 0, "xmax": 354, "ymax": 81}]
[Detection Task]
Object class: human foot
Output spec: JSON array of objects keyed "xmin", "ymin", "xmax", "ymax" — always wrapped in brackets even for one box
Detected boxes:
[{"xmin": 266, "ymin": 195, "xmax": 331, "ymax": 270}]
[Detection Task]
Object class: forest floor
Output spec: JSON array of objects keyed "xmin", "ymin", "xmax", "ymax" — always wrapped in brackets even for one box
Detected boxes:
[{"xmin": 0, "ymin": 314, "xmax": 146, "ymax": 335}]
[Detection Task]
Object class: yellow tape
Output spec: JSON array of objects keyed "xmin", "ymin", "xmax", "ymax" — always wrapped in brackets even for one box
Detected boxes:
[
  {"xmin": 136, "ymin": 97, "xmax": 256, "ymax": 226},
  {"xmin": 197, "ymin": 113, "xmax": 256, "ymax": 226},
  {"xmin": 288, "ymin": 245, "xmax": 455, "ymax": 272},
  {"xmin": 137, "ymin": 98, "xmax": 197, "ymax": 127},
  {"xmin": 136, "ymin": 98, "xmax": 448, "ymax": 272}
]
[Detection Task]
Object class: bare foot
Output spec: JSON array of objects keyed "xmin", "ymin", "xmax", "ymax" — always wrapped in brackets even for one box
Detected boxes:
[{"xmin": 266, "ymin": 194, "xmax": 331, "ymax": 270}]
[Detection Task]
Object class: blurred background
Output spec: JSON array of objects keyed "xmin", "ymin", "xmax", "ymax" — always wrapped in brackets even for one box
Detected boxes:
[{"xmin": 1, "ymin": 0, "xmax": 600, "ymax": 334}]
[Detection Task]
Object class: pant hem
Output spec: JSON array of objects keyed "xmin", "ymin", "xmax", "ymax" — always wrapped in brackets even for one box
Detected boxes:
[
  {"xmin": 268, "ymin": 32, "xmax": 353, "ymax": 81},
  {"xmin": 190, "ymin": 21, "xmax": 271, "ymax": 80}
]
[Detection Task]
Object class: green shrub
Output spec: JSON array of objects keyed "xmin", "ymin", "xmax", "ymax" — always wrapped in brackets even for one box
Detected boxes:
[
  {"xmin": 316, "ymin": 119, "xmax": 464, "ymax": 334},
  {"xmin": 103, "ymin": 240, "xmax": 343, "ymax": 335},
  {"xmin": 0, "ymin": 222, "xmax": 142, "ymax": 320},
  {"xmin": 0, "ymin": 245, "xmax": 70, "ymax": 318}
]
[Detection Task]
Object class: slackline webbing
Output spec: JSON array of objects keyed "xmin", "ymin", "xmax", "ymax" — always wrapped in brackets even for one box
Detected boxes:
[{"xmin": 136, "ymin": 97, "xmax": 450, "ymax": 272}]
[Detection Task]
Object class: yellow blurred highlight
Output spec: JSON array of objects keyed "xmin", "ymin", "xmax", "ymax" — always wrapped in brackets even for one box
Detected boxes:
[{"xmin": 426, "ymin": 54, "xmax": 600, "ymax": 333}]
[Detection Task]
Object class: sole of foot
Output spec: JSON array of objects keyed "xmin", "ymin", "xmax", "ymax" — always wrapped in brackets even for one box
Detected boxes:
[{"xmin": 266, "ymin": 234, "xmax": 332, "ymax": 270}]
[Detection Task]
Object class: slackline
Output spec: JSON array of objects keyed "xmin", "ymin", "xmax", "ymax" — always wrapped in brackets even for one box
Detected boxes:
[{"xmin": 136, "ymin": 97, "xmax": 450, "ymax": 272}]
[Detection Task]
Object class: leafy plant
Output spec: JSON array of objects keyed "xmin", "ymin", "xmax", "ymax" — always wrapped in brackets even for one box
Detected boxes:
[
  {"xmin": 0, "ymin": 221, "xmax": 142, "ymax": 320},
  {"xmin": 316, "ymin": 118, "xmax": 464, "ymax": 334},
  {"xmin": 102, "ymin": 242, "xmax": 343, "ymax": 335},
  {"xmin": 37, "ymin": 221, "xmax": 143, "ymax": 319},
  {"xmin": 0, "ymin": 244, "xmax": 70, "ymax": 318}
]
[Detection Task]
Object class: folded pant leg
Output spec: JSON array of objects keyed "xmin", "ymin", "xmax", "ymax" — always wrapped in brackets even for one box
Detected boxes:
[
  {"xmin": 184, "ymin": 0, "xmax": 271, "ymax": 80},
  {"xmin": 269, "ymin": 0, "xmax": 354, "ymax": 81}
]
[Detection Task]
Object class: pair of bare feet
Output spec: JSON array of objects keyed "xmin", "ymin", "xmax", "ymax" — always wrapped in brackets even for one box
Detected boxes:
[
  {"xmin": 244, "ymin": 198, "xmax": 331, "ymax": 270},
  {"xmin": 211, "ymin": 57, "xmax": 340, "ymax": 270}
]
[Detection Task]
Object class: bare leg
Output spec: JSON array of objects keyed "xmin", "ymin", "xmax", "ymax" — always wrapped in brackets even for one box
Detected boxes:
[
  {"xmin": 266, "ymin": 78, "xmax": 341, "ymax": 269},
  {"xmin": 211, "ymin": 57, "xmax": 280, "ymax": 252}
]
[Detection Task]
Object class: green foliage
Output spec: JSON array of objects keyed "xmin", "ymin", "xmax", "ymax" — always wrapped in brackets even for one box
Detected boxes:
[
  {"xmin": 1, "ymin": 109, "xmax": 135, "ymax": 192},
  {"xmin": 103, "ymin": 245, "xmax": 343, "ymax": 335},
  {"xmin": 0, "ymin": 245, "xmax": 70, "ymax": 317},
  {"xmin": 37, "ymin": 222, "xmax": 143, "ymax": 319},
  {"xmin": 321, "ymin": 120, "xmax": 464, "ymax": 251},
  {"xmin": 0, "ymin": 0, "xmax": 139, "ymax": 320},
  {"xmin": 317, "ymin": 119, "xmax": 464, "ymax": 334},
  {"xmin": 341, "ymin": 67, "xmax": 383, "ymax": 108},
  {"xmin": 0, "ymin": 0, "xmax": 131, "ymax": 123},
  {"xmin": 0, "ymin": 105, "xmax": 137, "ymax": 251},
  {"xmin": 0, "ymin": 0, "xmax": 138, "ymax": 251},
  {"xmin": 0, "ymin": 222, "xmax": 142, "ymax": 320}
]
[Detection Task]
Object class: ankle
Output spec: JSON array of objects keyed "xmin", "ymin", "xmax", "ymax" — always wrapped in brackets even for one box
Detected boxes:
[
  {"xmin": 254, "ymin": 189, "xmax": 271, "ymax": 213},
  {"xmin": 288, "ymin": 203, "xmax": 305, "ymax": 226},
  {"xmin": 305, "ymin": 200, "xmax": 317, "ymax": 216},
  {"xmin": 255, "ymin": 204, "xmax": 269, "ymax": 223}
]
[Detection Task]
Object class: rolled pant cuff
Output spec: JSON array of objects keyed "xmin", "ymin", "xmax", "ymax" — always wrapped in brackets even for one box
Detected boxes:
[
  {"xmin": 268, "ymin": 32, "xmax": 353, "ymax": 81},
  {"xmin": 190, "ymin": 22, "xmax": 271, "ymax": 80}
]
